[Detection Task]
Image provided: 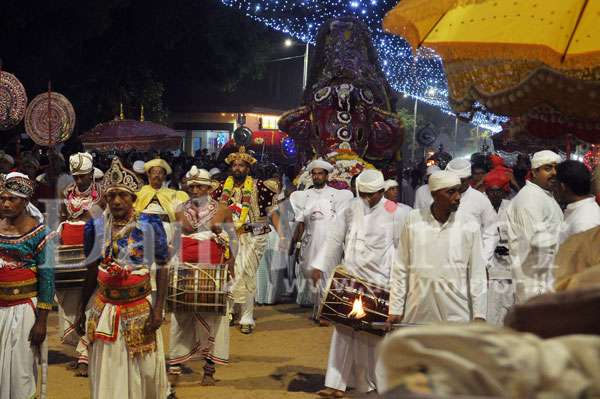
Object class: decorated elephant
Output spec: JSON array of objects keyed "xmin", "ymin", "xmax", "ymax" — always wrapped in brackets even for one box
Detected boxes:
[{"xmin": 279, "ymin": 16, "xmax": 403, "ymax": 171}]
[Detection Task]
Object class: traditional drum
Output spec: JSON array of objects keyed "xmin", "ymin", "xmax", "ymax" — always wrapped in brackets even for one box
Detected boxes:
[
  {"xmin": 317, "ymin": 266, "xmax": 390, "ymax": 336},
  {"xmin": 166, "ymin": 263, "xmax": 229, "ymax": 314},
  {"xmin": 54, "ymin": 244, "xmax": 87, "ymax": 290}
]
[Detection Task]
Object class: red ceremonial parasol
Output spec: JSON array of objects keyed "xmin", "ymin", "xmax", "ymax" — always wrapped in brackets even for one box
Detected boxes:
[{"xmin": 80, "ymin": 119, "xmax": 182, "ymax": 152}]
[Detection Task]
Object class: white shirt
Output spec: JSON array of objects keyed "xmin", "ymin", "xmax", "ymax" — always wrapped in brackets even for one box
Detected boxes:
[
  {"xmin": 413, "ymin": 184, "xmax": 432, "ymax": 210},
  {"xmin": 506, "ymin": 180, "xmax": 563, "ymax": 303},
  {"xmin": 389, "ymin": 208, "xmax": 487, "ymax": 322},
  {"xmin": 559, "ymin": 197, "xmax": 600, "ymax": 244},
  {"xmin": 312, "ymin": 198, "xmax": 410, "ymax": 288},
  {"xmin": 488, "ymin": 199, "xmax": 511, "ymax": 280},
  {"xmin": 290, "ymin": 186, "xmax": 353, "ymax": 270},
  {"xmin": 457, "ymin": 186, "xmax": 499, "ymax": 263}
]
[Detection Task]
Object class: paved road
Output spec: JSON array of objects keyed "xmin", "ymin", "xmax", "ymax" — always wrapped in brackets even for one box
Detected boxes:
[{"xmin": 46, "ymin": 304, "xmax": 332, "ymax": 398}]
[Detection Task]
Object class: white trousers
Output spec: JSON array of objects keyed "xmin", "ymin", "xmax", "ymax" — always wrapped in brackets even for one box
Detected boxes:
[
  {"xmin": 0, "ymin": 302, "xmax": 38, "ymax": 399},
  {"xmin": 240, "ymin": 295, "xmax": 255, "ymax": 326},
  {"xmin": 167, "ymin": 311, "xmax": 230, "ymax": 366},
  {"xmin": 56, "ymin": 289, "xmax": 89, "ymax": 364},
  {"xmin": 324, "ymin": 325, "xmax": 383, "ymax": 393}
]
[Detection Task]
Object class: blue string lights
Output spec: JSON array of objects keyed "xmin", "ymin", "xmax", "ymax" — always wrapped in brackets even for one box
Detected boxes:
[{"xmin": 219, "ymin": 0, "xmax": 506, "ymax": 132}]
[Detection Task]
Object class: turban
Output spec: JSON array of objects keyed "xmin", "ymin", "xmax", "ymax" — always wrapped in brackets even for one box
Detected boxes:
[
  {"xmin": 0, "ymin": 151, "xmax": 15, "ymax": 165},
  {"xmin": 446, "ymin": 158, "xmax": 472, "ymax": 179},
  {"xmin": 484, "ymin": 169, "xmax": 511, "ymax": 192},
  {"xmin": 356, "ymin": 169, "xmax": 385, "ymax": 193},
  {"xmin": 93, "ymin": 167, "xmax": 104, "ymax": 180},
  {"xmin": 307, "ymin": 159, "xmax": 334, "ymax": 173},
  {"xmin": 185, "ymin": 166, "xmax": 212, "ymax": 186},
  {"xmin": 209, "ymin": 168, "xmax": 221, "ymax": 177},
  {"xmin": 133, "ymin": 160, "xmax": 146, "ymax": 174},
  {"xmin": 426, "ymin": 165, "xmax": 441, "ymax": 176},
  {"xmin": 490, "ymin": 154, "xmax": 505, "ymax": 168},
  {"xmin": 0, "ymin": 172, "xmax": 34, "ymax": 199},
  {"xmin": 69, "ymin": 152, "xmax": 94, "ymax": 175},
  {"xmin": 384, "ymin": 179, "xmax": 399, "ymax": 191},
  {"xmin": 429, "ymin": 171, "xmax": 461, "ymax": 193},
  {"xmin": 144, "ymin": 158, "xmax": 172, "ymax": 175},
  {"xmin": 531, "ymin": 150, "xmax": 561, "ymax": 169}
]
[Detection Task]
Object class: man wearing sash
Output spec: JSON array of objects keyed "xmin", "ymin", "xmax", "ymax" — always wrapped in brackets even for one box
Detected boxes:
[
  {"xmin": 289, "ymin": 159, "xmax": 353, "ymax": 316},
  {"xmin": 75, "ymin": 158, "xmax": 172, "ymax": 399},
  {"xmin": 134, "ymin": 157, "xmax": 189, "ymax": 241},
  {"xmin": 0, "ymin": 172, "xmax": 54, "ymax": 398},
  {"xmin": 167, "ymin": 166, "xmax": 234, "ymax": 385},
  {"xmin": 57, "ymin": 152, "xmax": 104, "ymax": 376},
  {"xmin": 312, "ymin": 169, "xmax": 409, "ymax": 397},
  {"xmin": 211, "ymin": 146, "xmax": 281, "ymax": 334}
]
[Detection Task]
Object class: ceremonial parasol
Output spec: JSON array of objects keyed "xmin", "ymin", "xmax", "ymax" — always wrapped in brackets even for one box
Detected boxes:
[
  {"xmin": 80, "ymin": 119, "xmax": 182, "ymax": 152},
  {"xmin": 0, "ymin": 67, "xmax": 27, "ymax": 131},
  {"xmin": 383, "ymin": 0, "xmax": 600, "ymax": 127},
  {"xmin": 25, "ymin": 87, "xmax": 75, "ymax": 146}
]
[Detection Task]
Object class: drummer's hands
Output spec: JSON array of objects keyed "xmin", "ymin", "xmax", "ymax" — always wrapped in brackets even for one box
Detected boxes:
[
  {"xmin": 385, "ymin": 314, "xmax": 403, "ymax": 332},
  {"xmin": 29, "ymin": 309, "xmax": 49, "ymax": 346},
  {"xmin": 75, "ymin": 311, "xmax": 87, "ymax": 336},
  {"xmin": 145, "ymin": 307, "xmax": 164, "ymax": 334},
  {"xmin": 310, "ymin": 269, "xmax": 322, "ymax": 287}
]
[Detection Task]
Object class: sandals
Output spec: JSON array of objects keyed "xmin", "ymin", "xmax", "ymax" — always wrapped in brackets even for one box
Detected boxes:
[{"xmin": 240, "ymin": 324, "xmax": 254, "ymax": 334}]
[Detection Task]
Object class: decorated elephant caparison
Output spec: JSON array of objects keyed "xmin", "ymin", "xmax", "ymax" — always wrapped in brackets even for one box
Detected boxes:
[{"xmin": 279, "ymin": 16, "xmax": 404, "ymax": 172}]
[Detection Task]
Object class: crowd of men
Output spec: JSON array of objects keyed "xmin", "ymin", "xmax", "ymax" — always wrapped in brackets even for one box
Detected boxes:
[{"xmin": 0, "ymin": 145, "xmax": 599, "ymax": 399}]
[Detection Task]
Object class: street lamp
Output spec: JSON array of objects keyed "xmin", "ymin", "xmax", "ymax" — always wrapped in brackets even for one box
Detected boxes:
[{"xmin": 282, "ymin": 39, "xmax": 310, "ymax": 90}]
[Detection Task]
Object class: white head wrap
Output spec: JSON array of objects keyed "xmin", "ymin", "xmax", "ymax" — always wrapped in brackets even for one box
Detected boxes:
[
  {"xmin": 429, "ymin": 171, "xmax": 461, "ymax": 193},
  {"xmin": 69, "ymin": 152, "xmax": 94, "ymax": 176},
  {"xmin": 307, "ymin": 159, "xmax": 334, "ymax": 173},
  {"xmin": 446, "ymin": 158, "xmax": 472, "ymax": 179},
  {"xmin": 93, "ymin": 167, "xmax": 104, "ymax": 180},
  {"xmin": 355, "ymin": 169, "xmax": 385, "ymax": 193},
  {"xmin": 0, "ymin": 151, "xmax": 15, "ymax": 165},
  {"xmin": 185, "ymin": 166, "xmax": 212, "ymax": 186},
  {"xmin": 384, "ymin": 179, "xmax": 399, "ymax": 191},
  {"xmin": 531, "ymin": 150, "xmax": 562, "ymax": 169},
  {"xmin": 426, "ymin": 165, "xmax": 441, "ymax": 176},
  {"xmin": 208, "ymin": 168, "xmax": 221, "ymax": 177},
  {"xmin": 133, "ymin": 160, "xmax": 146, "ymax": 174}
]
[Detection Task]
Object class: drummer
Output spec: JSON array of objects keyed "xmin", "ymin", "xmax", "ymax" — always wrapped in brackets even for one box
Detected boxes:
[
  {"xmin": 167, "ymin": 166, "xmax": 235, "ymax": 386},
  {"xmin": 57, "ymin": 152, "xmax": 104, "ymax": 377},
  {"xmin": 311, "ymin": 169, "xmax": 410, "ymax": 397}
]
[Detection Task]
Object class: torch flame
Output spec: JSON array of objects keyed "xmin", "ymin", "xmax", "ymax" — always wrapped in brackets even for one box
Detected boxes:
[{"xmin": 348, "ymin": 296, "xmax": 367, "ymax": 320}]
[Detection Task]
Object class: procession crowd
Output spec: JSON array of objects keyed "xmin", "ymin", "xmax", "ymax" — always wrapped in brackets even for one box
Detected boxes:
[{"xmin": 0, "ymin": 145, "xmax": 599, "ymax": 399}]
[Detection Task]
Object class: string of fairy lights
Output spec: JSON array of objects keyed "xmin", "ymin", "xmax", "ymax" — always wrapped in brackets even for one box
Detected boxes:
[{"xmin": 219, "ymin": 0, "xmax": 506, "ymax": 132}]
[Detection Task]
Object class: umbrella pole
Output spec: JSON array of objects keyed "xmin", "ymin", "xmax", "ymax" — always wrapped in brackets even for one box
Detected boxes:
[{"xmin": 47, "ymin": 81, "xmax": 52, "ymax": 147}]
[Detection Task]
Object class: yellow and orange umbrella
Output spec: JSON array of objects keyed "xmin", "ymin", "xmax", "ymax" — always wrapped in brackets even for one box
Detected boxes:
[{"xmin": 383, "ymin": 0, "xmax": 600, "ymax": 123}]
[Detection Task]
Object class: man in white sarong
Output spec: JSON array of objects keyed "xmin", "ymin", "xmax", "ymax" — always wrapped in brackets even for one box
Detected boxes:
[
  {"xmin": 483, "ymin": 168, "xmax": 514, "ymax": 325},
  {"xmin": 211, "ymin": 147, "xmax": 281, "ymax": 334},
  {"xmin": 446, "ymin": 158, "xmax": 499, "ymax": 264},
  {"xmin": 556, "ymin": 160, "xmax": 600, "ymax": 244},
  {"xmin": 413, "ymin": 165, "xmax": 440, "ymax": 210},
  {"xmin": 0, "ymin": 173, "xmax": 54, "ymax": 399},
  {"xmin": 312, "ymin": 169, "xmax": 409, "ymax": 397},
  {"xmin": 75, "ymin": 158, "xmax": 173, "ymax": 399},
  {"xmin": 506, "ymin": 150, "xmax": 563, "ymax": 304},
  {"xmin": 388, "ymin": 170, "xmax": 487, "ymax": 326},
  {"xmin": 167, "ymin": 166, "xmax": 234, "ymax": 386},
  {"xmin": 57, "ymin": 152, "xmax": 104, "ymax": 376},
  {"xmin": 290, "ymin": 160, "xmax": 353, "ymax": 316}
]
